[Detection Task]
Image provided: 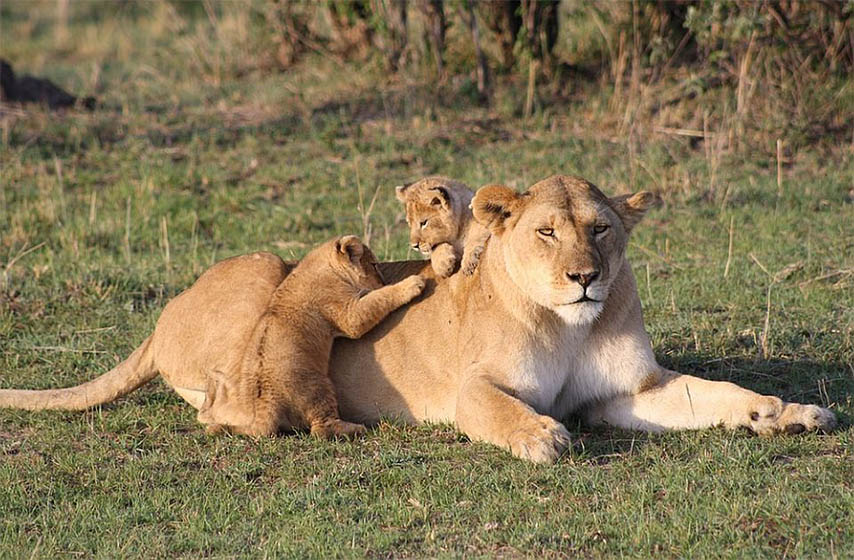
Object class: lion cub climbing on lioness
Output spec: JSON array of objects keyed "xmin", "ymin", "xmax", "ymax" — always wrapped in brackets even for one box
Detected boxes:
[
  {"xmin": 396, "ymin": 176, "xmax": 490, "ymax": 278},
  {"xmin": 199, "ymin": 235, "xmax": 425, "ymax": 439}
]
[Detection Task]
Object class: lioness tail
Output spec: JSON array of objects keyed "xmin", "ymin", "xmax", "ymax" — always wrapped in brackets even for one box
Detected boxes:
[{"xmin": 0, "ymin": 335, "xmax": 157, "ymax": 410}]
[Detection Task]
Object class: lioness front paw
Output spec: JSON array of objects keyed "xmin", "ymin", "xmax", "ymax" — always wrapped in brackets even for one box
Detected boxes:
[
  {"xmin": 507, "ymin": 415, "xmax": 572, "ymax": 464},
  {"xmin": 747, "ymin": 396, "xmax": 836, "ymax": 435},
  {"xmin": 776, "ymin": 403, "xmax": 837, "ymax": 434},
  {"xmin": 430, "ymin": 244, "xmax": 458, "ymax": 278}
]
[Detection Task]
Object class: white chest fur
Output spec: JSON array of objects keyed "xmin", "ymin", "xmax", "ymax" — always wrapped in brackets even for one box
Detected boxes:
[
  {"xmin": 508, "ymin": 327, "xmax": 584, "ymax": 415},
  {"xmin": 508, "ymin": 323, "xmax": 658, "ymax": 418}
]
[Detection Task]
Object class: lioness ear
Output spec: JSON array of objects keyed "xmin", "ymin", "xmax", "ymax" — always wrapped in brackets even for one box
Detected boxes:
[
  {"xmin": 429, "ymin": 186, "xmax": 450, "ymax": 208},
  {"xmin": 609, "ymin": 191, "xmax": 660, "ymax": 232},
  {"xmin": 471, "ymin": 184, "xmax": 521, "ymax": 234},
  {"xmin": 395, "ymin": 183, "xmax": 411, "ymax": 203},
  {"xmin": 336, "ymin": 235, "xmax": 364, "ymax": 265}
]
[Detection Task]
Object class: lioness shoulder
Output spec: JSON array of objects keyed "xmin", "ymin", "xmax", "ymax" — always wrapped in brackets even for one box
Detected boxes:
[
  {"xmin": 198, "ymin": 235, "xmax": 425, "ymax": 438},
  {"xmin": 396, "ymin": 176, "xmax": 490, "ymax": 278}
]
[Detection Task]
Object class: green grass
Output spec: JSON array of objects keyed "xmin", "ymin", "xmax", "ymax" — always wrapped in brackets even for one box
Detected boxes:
[{"xmin": 2, "ymin": 3, "xmax": 853, "ymax": 558}]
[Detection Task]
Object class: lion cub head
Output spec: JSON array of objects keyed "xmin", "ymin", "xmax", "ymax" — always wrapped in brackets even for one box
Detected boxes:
[
  {"xmin": 472, "ymin": 175, "xmax": 659, "ymax": 325},
  {"xmin": 395, "ymin": 176, "xmax": 475, "ymax": 255},
  {"xmin": 305, "ymin": 235, "xmax": 385, "ymax": 291}
]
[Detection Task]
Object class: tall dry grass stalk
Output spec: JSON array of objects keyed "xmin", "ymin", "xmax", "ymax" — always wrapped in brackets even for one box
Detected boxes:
[
  {"xmin": 160, "ymin": 216, "xmax": 171, "ymax": 266},
  {"xmin": 723, "ymin": 215, "xmax": 734, "ymax": 279},
  {"xmin": 354, "ymin": 163, "xmax": 381, "ymax": 247},
  {"xmin": 88, "ymin": 191, "xmax": 97, "ymax": 227},
  {"xmin": 123, "ymin": 197, "xmax": 132, "ymax": 265}
]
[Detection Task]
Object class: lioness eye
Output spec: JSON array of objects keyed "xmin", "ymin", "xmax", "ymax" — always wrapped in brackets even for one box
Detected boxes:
[
  {"xmin": 593, "ymin": 224, "xmax": 610, "ymax": 235},
  {"xmin": 420, "ymin": 219, "xmax": 428, "ymax": 228},
  {"xmin": 537, "ymin": 227, "xmax": 554, "ymax": 237}
]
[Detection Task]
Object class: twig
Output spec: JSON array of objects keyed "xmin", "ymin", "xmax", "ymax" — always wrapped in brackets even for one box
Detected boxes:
[
  {"xmin": 355, "ymin": 163, "xmax": 381, "ymax": 246},
  {"xmin": 630, "ymin": 242, "xmax": 684, "ymax": 270},
  {"xmin": 88, "ymin": 190, "xmax": 97, "ymax": 226},
  {"xmin": 748, "ymin": 252, "xmax": 771, "ymax": 278},
  {"xmin": 723, "ymin": 215, "xmax": 734, "ymax": 278},
  {"xmin": 28, "ymin": 346, "xmax": 107, "ymax": 354},
  {"xmin": 798, "ymin": 269, "xmax": 853, "ymax": 288},
  {"xmin": 776, "ymin": 138, "xmax": 784, "ymax": 199},
  {"xmin": 123, "ymin": 197, "xmax": 132, "ymax": 264},
  {"xmin": 759, "ymin": 283, "xmax": 773, "ymax": 360},
  {"xmin": 2, "ymin": 242, "xmax": 47, "ymax": 289},
  {"xmin": 74, "ymin": 326, "xmax": 116, "ymax": 334},
  {"xmin": 160, "ymin": 216, "xmax": 171, "ymax": 266},
  {"xmin": 653, "ymin": 126, "xmax": 715, "ymax": 138}
]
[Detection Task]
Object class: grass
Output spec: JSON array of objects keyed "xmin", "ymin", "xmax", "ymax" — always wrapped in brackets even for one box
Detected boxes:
[{"xmin": 1, "ymin": 3, "xmax": 853, "ymax": 558}]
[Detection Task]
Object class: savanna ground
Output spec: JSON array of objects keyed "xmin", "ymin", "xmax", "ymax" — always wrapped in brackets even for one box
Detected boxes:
[{"xmin": 1, "ymin": 2, "xmax": 853, "ymax": 558}]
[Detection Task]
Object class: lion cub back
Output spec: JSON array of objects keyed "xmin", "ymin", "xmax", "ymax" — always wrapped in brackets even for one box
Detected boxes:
[
  {"xmin": 198, "ymin": 235, "xmax": 425, "ymax": 439},
  {"xmin": 395, "ymin": 176, "xmax": 489, "ymax": 277}
]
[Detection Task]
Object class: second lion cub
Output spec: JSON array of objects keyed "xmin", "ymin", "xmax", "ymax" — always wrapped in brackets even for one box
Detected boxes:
[
  {"xmin": 198, "ymin": 235, "xmax": 425, "ymax": 438},
  {"xmin": 396, "ymin": 176, "xmax": 490, "ymax": 278}
]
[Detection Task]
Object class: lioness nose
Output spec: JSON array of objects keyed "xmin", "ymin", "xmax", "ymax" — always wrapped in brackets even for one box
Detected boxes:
[{"xmin": 567, "ymin": 270, "xmax": 599, "ymax": 288}]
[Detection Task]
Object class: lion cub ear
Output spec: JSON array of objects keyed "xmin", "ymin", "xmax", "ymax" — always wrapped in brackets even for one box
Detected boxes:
[
  {"xmin": 394, "ymin": 183, "xmax": 411, "ymax": 203},
  {"xmin": 471, "ymin": 184, "xmax": 521, "ymax": 235},
  {"xmin": 609, "ymin": 191, "xmax": 660, "ymax": 233},
  {"xmin": 428, "ymin": 186, "xmax": 450, "ymax": 209},
  {"xmin": 336, "ymin": 235, "xmax": 365, "ymax": 265}
]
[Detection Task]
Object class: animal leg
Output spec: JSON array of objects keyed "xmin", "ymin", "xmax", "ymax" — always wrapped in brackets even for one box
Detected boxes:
[
  {"xmin": 430, "ymin": 243, "xmax": 458, "ymax": 278},
  {"xmin": 585, "ymin": 370, "xmax": 837, "ymax": 435},
  {"xmin": 456, "ymin": 374, "xmax": 571, "ymax": 463}
]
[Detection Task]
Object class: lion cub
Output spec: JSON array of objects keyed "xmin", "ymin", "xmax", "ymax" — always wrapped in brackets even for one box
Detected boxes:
[
  {"xmin": 198, "ymin": 235, "xmax": 425, "ymax": 439},
  {"xmin": 396, "ymin": 176, "xmax": 490, "ymax": 278}
]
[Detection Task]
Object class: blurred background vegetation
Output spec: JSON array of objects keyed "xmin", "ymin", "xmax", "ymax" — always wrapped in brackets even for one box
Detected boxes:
[{"xmin": 3, "ymin": 0, "xmax": 853, "ymax": 155}]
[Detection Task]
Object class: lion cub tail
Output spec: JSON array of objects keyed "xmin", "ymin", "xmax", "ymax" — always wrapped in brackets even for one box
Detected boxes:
[{"xmin": 0, "ymin": 335, "xmax": 158, "ymax": 410}]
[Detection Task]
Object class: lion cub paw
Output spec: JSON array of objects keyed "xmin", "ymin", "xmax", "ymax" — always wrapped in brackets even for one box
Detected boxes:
[
  {"xmin": 400, "ymin": 274, "xmax": 427, "ymax": 301},
  {"xmin": 507, "ymin": 415, "xmax": 572, "ymax": 464},
  {"xmin": 430, "ymin": 244, "xmax": 458, "ymax": 278},
  {"xmin": 747, "ymin": 396, "xmax": 836, "ymax": 435},
  {"xmin": 311, "ymin": 419, "xmax": 368, "ymax": 440},
  {"xmin": 461, "ymin": 244, "xmax": 485, "ymax": 276}
]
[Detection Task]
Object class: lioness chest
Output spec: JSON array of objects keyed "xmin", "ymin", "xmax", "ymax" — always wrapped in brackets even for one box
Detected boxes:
[
  {"xmin": 505, "ymin": 327, "xmax": 653, "ymax": 419},
  {"xmin": 506, "ymin": 328, "xmax": 585, "ymax": 416}
]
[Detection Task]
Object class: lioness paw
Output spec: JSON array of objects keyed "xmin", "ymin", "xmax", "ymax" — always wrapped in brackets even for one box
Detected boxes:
[
  {"xmin": 747, "ymin": 396, "xmax": 836, "ymax": 435},
  {"xmin": 507, "ymin": 415, "xmax": 571, "ymax": 464},
  {"xmin": 776, "ymin": 403, "xmax": 837, "ymax": 435},
  {"xmin": 430, "ymin": 244, "xmax": 458, "ymax": 278}
]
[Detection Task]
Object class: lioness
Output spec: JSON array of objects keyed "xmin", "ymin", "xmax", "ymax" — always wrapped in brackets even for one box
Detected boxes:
[
  {"xmin": 199, "ymin": 235, "xmax": 425, "ymax": 438},
  {"xmin": 0, "ymin": 175, "xmax": 836, "ymax": 463},
  {"xmin": 396, "ymin": 176, "xmax": 490, "ymax": 277}
]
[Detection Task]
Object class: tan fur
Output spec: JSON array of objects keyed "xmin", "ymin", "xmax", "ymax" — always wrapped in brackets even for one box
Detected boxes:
[
  {"xmin": 396, "ymin": 176, "xmax": 490, "ymax": 277},
  {"xmin": 197, "ymin": 236, "xmax": 425, "ymax": 438},
  {"xmin": 0, "ymin": 176, "xmax": 837, "ymax": 463}
]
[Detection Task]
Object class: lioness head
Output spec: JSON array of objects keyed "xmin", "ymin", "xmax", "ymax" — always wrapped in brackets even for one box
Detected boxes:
[
  {"xmin": 395, "ymin": 176, "xmax": 474, "ymax": 255},
  {"xmin": 472, "ymin": 175, "xmax": 658, "ymax": 325},
  {"xmin": 329, "ymin": 235, "xmax": 384, "ymax": 290}
]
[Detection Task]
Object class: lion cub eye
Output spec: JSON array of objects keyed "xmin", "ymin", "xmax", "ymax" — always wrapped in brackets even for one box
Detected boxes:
[
  {"xmin": 420, "ymin": 219, "xmax": 429, "ymax": 229},
  {"xmin": 537, "ymin": 227, "xmax": 555, "ymax": 237},
  {"xmin": 593, "ymin": 224, "xmax": 610, "ymax": 235}
]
